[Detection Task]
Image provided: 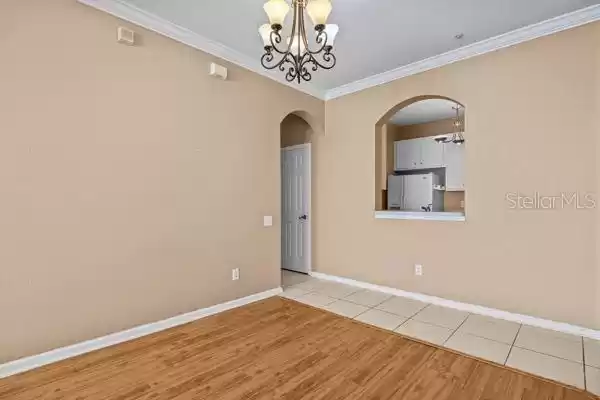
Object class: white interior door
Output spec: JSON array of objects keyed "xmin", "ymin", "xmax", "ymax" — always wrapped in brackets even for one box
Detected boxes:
[{"xmin": 281, "ymin": 144, "xmax": 311, "ymax": 273}]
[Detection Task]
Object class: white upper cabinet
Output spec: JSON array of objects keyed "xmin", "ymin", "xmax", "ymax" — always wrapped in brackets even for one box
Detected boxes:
[
  {"xmin": 394, "ymin": 139, "xmax": 421, "ymax": 170},
  {"xmin": 420, "ymin": 138, "xmax": 444, "ymax": 168},
  {"xmin": 443, "ymin": 142, "xmax": 465, "ymax": 191},
  {"xmin": 394, "ymin": 137, "xmax": 465, "ymax": 191},
  {"xmin": 394, "ymin": 138, "xmax": 444, "ymax": 171}
]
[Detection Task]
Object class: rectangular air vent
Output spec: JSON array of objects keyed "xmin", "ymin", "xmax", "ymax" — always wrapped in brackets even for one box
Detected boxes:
[{"xmin": 117, "ymin": 27, "xmax": 135, "ymax": 45}]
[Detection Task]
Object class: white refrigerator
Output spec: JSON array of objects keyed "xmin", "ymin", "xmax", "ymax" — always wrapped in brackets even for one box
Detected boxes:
[{"xmin": 388, "ymin": 173, "xmax": 444, "ymax": 211}]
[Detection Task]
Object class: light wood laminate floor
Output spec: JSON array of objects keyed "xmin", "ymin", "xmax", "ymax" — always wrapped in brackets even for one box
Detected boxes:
[{"xmin": 0, "ymin": 297, "xmax": 596, "ymax": 400}]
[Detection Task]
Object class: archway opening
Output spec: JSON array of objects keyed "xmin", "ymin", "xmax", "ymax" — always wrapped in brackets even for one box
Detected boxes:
[
  {"xmin": 281, "ymin": 113, "xmax": 313, "ymax": 148},
  {"xmin": 375, "ymin": 96, "xmax": 466, "ymax": 214}
]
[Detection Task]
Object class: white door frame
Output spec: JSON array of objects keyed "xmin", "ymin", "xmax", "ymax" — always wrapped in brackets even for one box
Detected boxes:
[{"xmin": 280, "ymin": 143, "xmax": 312, "ymax": 273}]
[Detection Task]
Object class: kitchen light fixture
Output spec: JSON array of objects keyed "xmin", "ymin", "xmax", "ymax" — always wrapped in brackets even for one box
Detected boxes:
[
  {"xmin": 259, "ymin": 0, "xmax": 338, "ymax": 83},
  {"xmin": 435, "ymin": 104, "xmax": 465, "ymax": 144}
]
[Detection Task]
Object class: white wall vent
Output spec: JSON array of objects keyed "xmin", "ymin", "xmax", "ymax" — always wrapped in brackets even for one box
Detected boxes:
[
  {"xmin": 209, "ymin": 63, "xmax": 228, "ymax": 80},
  {"xmin": 117, "ymin": 27, "xmax": 135, "ymax": 45}
]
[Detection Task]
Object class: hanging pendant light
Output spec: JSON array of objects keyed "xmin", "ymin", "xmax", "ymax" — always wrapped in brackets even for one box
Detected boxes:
[
  {"xmin": 258, "ymin": 0, "xmax": 338, "ymax": 84},
  {"xmin": 435, "ymin": 104, "xmax": 466, "ymax": 144}
]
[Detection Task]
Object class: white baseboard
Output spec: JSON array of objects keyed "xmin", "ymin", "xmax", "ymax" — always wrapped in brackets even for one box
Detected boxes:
[
  {"xmin": 310, "ymin": 271, "xmax": 600, "ymax": 340},
  {"xmin": 0, "ymin": 287, "xmax": 282, "ymax": 379}
]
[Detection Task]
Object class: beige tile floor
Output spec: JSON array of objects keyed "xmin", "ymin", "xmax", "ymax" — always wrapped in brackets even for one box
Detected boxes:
[{"xmin": 281, "ymin": 270, "xmax": 595, "ymax": 394}]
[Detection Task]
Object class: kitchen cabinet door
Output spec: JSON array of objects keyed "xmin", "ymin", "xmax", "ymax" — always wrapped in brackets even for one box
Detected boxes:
[
  {"xmin": 444, "ymin": 143, "xmax": 465, "ymax": 191},
  {"xmin": 394, "ymin": 140, "xmax": 420, "ymax": 170},
  {"xmin": 419, "ymin": 137, "xmax": 444, "ymax": 168}
]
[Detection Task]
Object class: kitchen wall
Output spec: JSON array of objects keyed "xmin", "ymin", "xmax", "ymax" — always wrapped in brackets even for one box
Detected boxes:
[
  {"xmin": 316, "ymin": 22, "xmax": 599, "ymax": 328},
  {"xmin": 0, "ymin": 0, "xmax": 323, "ymax": 363},
  {"xmin": 443, "ymin": 192, "xmax": 465, "ymax": 213},
  {"xmin": 391, "ymin": 118, "xmax": 456, "ymax": 140}
]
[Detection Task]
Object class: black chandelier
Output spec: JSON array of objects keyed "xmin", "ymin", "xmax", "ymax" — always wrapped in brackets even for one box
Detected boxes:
[
  {"xmin": 435, "ymin": 104, "xmax": 466, "ymax": 145},
  {"xmin": 259, "ymin": 0, "xmax": 338, "ymax": 84}
]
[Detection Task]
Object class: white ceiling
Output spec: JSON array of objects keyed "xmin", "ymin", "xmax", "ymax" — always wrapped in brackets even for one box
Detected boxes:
[
  {"xmin": 389, "ymin": 99, "xmax": 459, "ymax": 126},
  {"xmin": 120, "ymin": 0, "xmax": 598, "ymax": 93}
]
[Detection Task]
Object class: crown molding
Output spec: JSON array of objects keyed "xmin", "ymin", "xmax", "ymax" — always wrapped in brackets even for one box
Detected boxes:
[
  {"xmin": 77, "ymin": 0, "xmax": 327, "ymax": 100},
  {"xmin": 78, "ymin": 0, "xmax": 599, "ymax": 102},
  {"xmin": 324, "ymin": 4, "xmax": 600, "ymax": 100}
]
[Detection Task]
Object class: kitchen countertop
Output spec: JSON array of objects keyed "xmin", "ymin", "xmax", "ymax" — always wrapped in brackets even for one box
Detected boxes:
[{"xmin": 374, "ymin": 210, "xmax": 466, "ymax": 222}]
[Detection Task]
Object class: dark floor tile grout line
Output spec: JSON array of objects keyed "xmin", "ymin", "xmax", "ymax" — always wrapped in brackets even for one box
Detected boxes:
[
  {"xmin": 582, "ymin": 337, "xmax": 587, "ymax": 390},
  {"xmin": 503, "ymin": 324, "xmax": 522, "ymax": 366},
  {"xmin": 351, "ymin": 307, "xmax": 373, "ymax": 320},
  {"xmin": 509, "ymin": 343, "xmax": 585, "ymax": 366},
  {"xmin": 341, "ymin": 288, "xmax": 395, "ymax": 309},
  {"xmin": 393, "ymin": 315, "xmax": 412, "ymax": 331},
  {"xmin": 382, "ymin": 304, "xmax": 433, "ymax": 332},
  {"xmin": 408, "ymin": 304, "xmax": 430, "ymax": 319},
  {"xmin": 443, "ymin": 313, "xmax": 471, "ymax": 346},
  {"xmin": 391, "ymin": 317, "xmax": 409, "ymax": 332}
]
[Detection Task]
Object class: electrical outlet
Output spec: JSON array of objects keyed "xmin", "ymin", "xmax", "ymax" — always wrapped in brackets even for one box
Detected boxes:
[
  {"xmin": 414, "ymin": 264, "xmax": 423, "ymax": 276},
  {"xmin": 460, "ymin": 200, "xmax": 465, "ymax": 209},
  {"xmin": 232, "ymin": 268, "xmax": 240, "ymax": 281}
]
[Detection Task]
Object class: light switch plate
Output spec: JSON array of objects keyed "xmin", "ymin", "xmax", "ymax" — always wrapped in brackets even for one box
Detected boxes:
[
  {"xmin": 415, "ymin": 264, "xmax": 423, "ymax": 276},
  {"xmin": 263, "ymin": 216, "xmax": 273, "ymax": 227}
]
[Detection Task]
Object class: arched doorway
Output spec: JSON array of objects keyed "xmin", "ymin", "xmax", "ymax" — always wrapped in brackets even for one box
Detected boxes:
[
  {"xmin": 375, "ymin": 96, "xmax": 466, "ymax": 214},
  {"xmin": 280, "ymin": 113, "xmax": 313, "ymax": 274}
]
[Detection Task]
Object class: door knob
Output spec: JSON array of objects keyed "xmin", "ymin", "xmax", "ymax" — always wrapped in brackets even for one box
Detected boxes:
[{"xmin": 299, "ymin": 214, "xmax": 308, "ymax": 221}]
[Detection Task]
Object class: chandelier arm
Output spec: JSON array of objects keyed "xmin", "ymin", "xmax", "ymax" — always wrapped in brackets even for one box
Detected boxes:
[
  {"xmin": 298, "ymin": 53, "xmax": 313, "ymax": 77},
  {"xmin": 303, "ymin": 50, "xmax": 336, "ymax": 70},
  {"xmin": 284, "ymin": 53, "xmax": 300, "ymax": 82},
  {"xmin": 298, "ymin": 6, "xmax": 328, "ymax": 55},
  {"xmin": 262, "ymin": 3, "xmax": 300, "ymax": 71},
  {"xmin": 261, "ymin": 49, "xmax": 290, "ymax": 70},
  {"xmin": 295, "ymin": 54, "xmax": 312, "ymax": 83},
  {"xmin": 299, "ymin": 66, "xmax": 312, "ymax": 82},
  {"xmin": 299, "ymin": 51, "xmax": 311, "ymax": 66},
  {"xmin": 268, "ymin": 30, "xmax": 290, "ymax": 55},
  {"xmin": 309, "ymin": 30, "xmax": 328, "ymax": 54},
  {"xmin": 269, "ymin": 0, "xmax": 300, "ymax": 55}
]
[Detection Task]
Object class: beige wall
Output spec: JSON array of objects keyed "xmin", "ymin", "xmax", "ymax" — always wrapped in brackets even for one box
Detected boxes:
[
  {"xmin": 595, "ymin": 24, "xmax": 600, "ymax": 329},
  {"xmin": 0, "ymin": 0, "xmax": 323, "ymax": 363},
  {"xmin": 316, "ymin": 23, "xmax": 599, "ymax": 328},
  {"xmin": 281, "ymin": 114, "xmax": 312, "ymax": 148}
]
